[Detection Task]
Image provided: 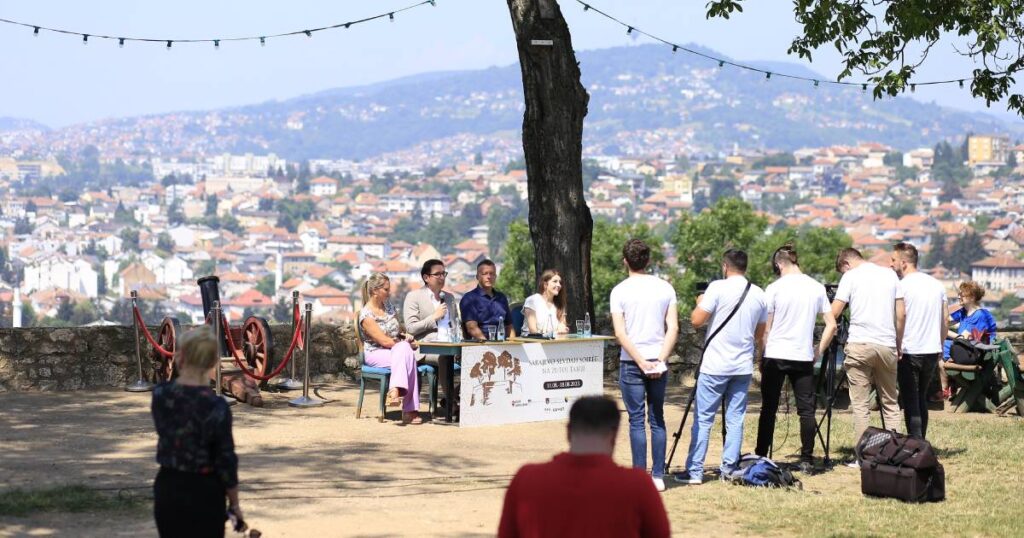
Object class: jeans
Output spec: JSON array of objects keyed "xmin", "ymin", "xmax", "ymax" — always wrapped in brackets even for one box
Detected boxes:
[
  {"xmin": 684, "ymin": 373, "xmax": 751, "ymax": 480},
  {"xmin": 755, "ymin": 358, "xmax": 816, "ymax": 462},
  {"xmin": 898, "ymin": 353, "xmax": 939, "ymax": 440},
  {"xmin": 619, "ymin": 361, "xmax": 668, "ymax": 478}
]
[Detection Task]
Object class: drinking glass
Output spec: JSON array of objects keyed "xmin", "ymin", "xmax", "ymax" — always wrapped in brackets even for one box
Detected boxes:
[
  {"xmin": 575, "ymin": 320, "xmax": 585, "ymax": 336},
  {"xmin": 486, "ymin": 325, "xmax": 497, "ymax": 341}
]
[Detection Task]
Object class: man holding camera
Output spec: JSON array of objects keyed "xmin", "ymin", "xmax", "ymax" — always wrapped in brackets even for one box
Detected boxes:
[
  {"xmin": 754, "ymin": 245, "xmax": 837, "ymax": 474},
  {"xmin": 891, "ymin": 242, "xmax": 947, "ymax": 440},
  {"xmin": 832, "ymin": 248, "xmax": 905, "ymax": 454},
  {"xmin": 681, "ymin": 249, "xmax": 766, "ymax": 484}
]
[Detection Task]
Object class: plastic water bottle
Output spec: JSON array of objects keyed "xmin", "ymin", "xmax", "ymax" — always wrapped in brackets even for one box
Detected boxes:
[
  {"xmin": 451, "ymin": 312, "xmax": 461, "ymax": 343},
  {"xmin": 584, "ymin": 312, "xmax": 592, "ymax": 337},
  {"xmin": 547, "ymin": 312, "xmax": 556, "ymax": 338},
  {"xmin": 497, "ymin": 316, "xmax": 505, "ymax": 341}
]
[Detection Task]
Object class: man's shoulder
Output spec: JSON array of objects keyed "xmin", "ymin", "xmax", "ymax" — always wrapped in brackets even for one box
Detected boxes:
[{"xmin": 405, "ymin": 287, "xmax": 430, "ymax": 302}]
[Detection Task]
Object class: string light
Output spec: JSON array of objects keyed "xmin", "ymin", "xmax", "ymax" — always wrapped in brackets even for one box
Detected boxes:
[
  {"xmin": 573, "ymin": 0, "xmax": 978, "ymax": 92},
  {"xmin": 0, "ymin": 0, "xmax": 436, "ymax": 49}
]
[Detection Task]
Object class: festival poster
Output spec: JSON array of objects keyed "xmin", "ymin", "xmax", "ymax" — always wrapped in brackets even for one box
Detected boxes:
[{"xmin": 459, "ymin": 340, "xmax": 604, "ymax": 427}]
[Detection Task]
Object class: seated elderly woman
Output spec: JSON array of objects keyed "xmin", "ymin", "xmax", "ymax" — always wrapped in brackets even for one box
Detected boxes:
[
  {"xmin": 939, "ymin": 280, "xmax": 998, "ymax": 400},
  {"xmin": 359, "ymin": 272, "xmax": 424, "ymax": 425}
]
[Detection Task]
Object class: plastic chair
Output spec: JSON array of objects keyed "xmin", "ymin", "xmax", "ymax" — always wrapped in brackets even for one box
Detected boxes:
[{"xmin": 354, "ymin": 321, "xmax": 437, "ymax": 422}]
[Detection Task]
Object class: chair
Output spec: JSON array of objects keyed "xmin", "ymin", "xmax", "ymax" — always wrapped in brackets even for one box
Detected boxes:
[
  {"xmin": 354, "ymin": 322, "xmax": 437, "ymax": 422},
  {"xmin": 510, "ymin": 301, "xmax": 525, "ymax": 335}
]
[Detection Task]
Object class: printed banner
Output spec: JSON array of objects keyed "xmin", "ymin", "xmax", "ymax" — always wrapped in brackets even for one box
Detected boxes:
[{"xmin": 459, "ymin": 340, "xmax": 604, "ymax": 427}]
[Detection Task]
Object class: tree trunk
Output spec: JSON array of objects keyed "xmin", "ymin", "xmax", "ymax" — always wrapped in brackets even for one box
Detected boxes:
[{"xmin": 506, "ymin": 0, "xmax": 594, "ymax": 324}]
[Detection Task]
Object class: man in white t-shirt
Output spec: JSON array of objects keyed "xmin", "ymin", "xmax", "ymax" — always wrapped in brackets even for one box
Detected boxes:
[
  {"xmin": 891, "ymin": 243, "xmax": 947, "ymax": 440},
  {"xmin": 832, "ymin": 248, "xmax": 905, "ymax": 452},
  {"xmin": 680, "ymin": 249, "xmax": 767, "ymax": 484},
  {"xmin": 610, "ymin": 238, "xmax": 679, "ymax": 493},
  {"xmin": 755, "ymin": 245, "xmax": 837, "ymax": 473}
]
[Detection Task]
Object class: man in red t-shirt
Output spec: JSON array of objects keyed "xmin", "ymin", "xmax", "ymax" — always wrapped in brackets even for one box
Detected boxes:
[{"xmin": 498, "ymin": 396, "xmax": 670, "ymax": 538}]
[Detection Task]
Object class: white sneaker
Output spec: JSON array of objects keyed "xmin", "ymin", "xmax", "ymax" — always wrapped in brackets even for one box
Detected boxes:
[
  {"xmin": 652, "ymin": 477, "xmax": 666, "ymax": 492},
  {"xmin": 671, "ymin": 472, "xmax": 702, "ymax": 485},
  {"xmin": 845, "ymin": 460, "xmax": 860, "ymax": 469}
]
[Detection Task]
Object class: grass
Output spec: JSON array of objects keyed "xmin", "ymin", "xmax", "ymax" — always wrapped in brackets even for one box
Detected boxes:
[
  {"xmin": 0, "ymin": 484, "xmax": 145, "ymax": 518},
  {"xmin": 660, "ymin": 408, "xmax": 1024, "ymax": 537}
]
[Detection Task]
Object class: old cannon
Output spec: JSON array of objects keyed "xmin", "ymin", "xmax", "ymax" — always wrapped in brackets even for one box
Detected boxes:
[{"xmin": 142, "ymin": 276, "xmax": 284, "ymax": 406}]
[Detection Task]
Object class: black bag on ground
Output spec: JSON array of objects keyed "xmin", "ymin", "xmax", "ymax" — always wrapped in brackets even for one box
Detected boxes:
[
  {"xmin": 856, "ymin": 427, "xmax": 945, "ymax": 503},
  {"xmin": 950, "ymin": 338, "xmax": 985, "ymax": 365}
]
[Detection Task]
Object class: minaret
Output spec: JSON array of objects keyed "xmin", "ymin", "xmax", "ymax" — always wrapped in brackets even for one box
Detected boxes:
[
  {"xmin": 274, "ymin": 252, "xmax": 283, "ymax": 293},
  {"xmin": 12, "ymin": 286, "xmax": 21, "ymax": 328}
]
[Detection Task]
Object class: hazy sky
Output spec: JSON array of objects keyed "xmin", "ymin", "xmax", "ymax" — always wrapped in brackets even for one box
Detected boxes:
[{"xmin": 1, "ymin": 0, "xmax": 1019, "ymax": 127}]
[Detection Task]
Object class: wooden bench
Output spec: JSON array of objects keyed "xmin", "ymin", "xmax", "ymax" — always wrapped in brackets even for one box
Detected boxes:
[{"xmin": 946, "ymin": 339, "xmax": 1012, "ymax": 413}]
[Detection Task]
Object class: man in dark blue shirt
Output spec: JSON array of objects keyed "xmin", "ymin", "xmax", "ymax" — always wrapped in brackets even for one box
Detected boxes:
[{"xmin": 460, "ymin": 259, "xmax": 515, "ymax": 340}]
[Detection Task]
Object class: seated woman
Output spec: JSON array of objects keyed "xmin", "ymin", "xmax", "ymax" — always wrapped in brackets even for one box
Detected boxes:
[
  {"xmin": 522, "ymin": 269, "xmax": 570, "ymax": 336},
  {"xmin": 939, "ymin": 280, "xmax": 998, "ymax": 399},
  {"xmin": 151, "ymin": 327, "xmax": 242, "ymax": 537},
  {"xmin": 359, "ymin": 272, "xmax": 423, "ymax": 425}
]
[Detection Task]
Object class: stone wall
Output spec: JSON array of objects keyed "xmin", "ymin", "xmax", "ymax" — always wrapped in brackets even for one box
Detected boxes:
[{"xmin": 0, "ymin": 321, "xmax": 1020, "ymax": 392}]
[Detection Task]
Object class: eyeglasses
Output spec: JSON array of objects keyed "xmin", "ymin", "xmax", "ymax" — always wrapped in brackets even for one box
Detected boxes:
[{"xmin": 429, "ymin": 271, "xmax": 448, "ymax": 278}]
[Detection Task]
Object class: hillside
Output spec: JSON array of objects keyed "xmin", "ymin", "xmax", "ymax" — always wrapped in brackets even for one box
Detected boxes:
[{"xmin": 8, "ymin": 44, "xmax": 1024, "ymax": 160}]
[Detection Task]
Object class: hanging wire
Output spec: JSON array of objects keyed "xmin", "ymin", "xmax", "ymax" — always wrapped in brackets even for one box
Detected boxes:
[
  {"xmin": 0, "ymin": 0, "xmax": 437, "ymax": 47},
  {"xmin": 575, "ymin": 0, "xmax": 974, "ymax": 90}
]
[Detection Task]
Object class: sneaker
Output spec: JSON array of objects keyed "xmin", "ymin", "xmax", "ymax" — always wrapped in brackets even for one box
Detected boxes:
[
  {"xmin": 652, "ymin": 477, "xmax": 666, "ymax": 492},
  {"xmin": 671, "ymin": 471, "xmax": 702, "ymax": 485},
  {"xmin": 845, "ymin": 460, "xmax": 860, "ymax": 469}
]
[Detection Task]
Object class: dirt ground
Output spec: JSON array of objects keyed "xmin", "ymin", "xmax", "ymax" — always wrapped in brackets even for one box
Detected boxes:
[{"xmin": 0, "ymin": 378, "xmax": 1006, "ymax": 538}]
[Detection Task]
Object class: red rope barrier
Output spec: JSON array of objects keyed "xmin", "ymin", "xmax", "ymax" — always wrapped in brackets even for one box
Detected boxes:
[
  {"xmin": 134, "ymin": 307, "xmax": 175, "ymax": 357},
  {"xmin": 294, "ymin": 303, "xmax": 304, "ymax": 350},
  {"xmin": 226, "ymin": 315, "xmax": 305, "ymax": 381}
]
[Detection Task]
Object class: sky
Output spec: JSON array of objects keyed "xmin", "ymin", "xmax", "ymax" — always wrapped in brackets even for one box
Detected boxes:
[{"xmin": 0, "ymin": 0, "xmax": 1020, "ymax": 128}]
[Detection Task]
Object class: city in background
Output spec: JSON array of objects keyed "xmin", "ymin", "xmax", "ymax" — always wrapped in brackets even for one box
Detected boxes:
[{"xmin": 1, "ymin": 45, "xmax": 1024, "ymax": 330}]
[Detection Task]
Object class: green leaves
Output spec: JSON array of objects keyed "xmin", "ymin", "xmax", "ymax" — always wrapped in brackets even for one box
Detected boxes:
[{"xmin": 707, "ymin": 0, "xmax": 1024, "ymax": 116}]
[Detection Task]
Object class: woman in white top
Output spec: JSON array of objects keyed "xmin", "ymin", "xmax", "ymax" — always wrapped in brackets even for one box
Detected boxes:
[{"xmin": 522, "ymin": 269, "xmax": 569, "ymax": 336}]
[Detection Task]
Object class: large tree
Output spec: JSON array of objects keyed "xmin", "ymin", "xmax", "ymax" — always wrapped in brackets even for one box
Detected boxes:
[
  {"xmin": 506, "ymin": 0, "xmax": 594, "ymax": 324},
  {"xmin": 707, "ymin": 0, "xmax": 1024, "ymax": 113}
]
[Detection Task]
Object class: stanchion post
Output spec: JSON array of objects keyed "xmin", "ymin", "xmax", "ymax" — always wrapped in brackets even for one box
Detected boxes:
[
  {"xmin": 274, "ymin": 291, "xmax": 303, "ymax": 390},
  {"xmin": 212, "ymin": 300, "xmax": 235, "ymax": 405},
  {"xmin": 125, "ymin": 290, "xmax": 155, "ymax": 392},
  {"xmin": 289, "ymin": 303, "xmax": 325, "ymax": 408}
]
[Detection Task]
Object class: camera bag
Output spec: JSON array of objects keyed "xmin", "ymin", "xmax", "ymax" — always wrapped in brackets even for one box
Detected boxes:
[{"xmin": 856, "ymin": 427, "xmax": 945, "ymax": 503}]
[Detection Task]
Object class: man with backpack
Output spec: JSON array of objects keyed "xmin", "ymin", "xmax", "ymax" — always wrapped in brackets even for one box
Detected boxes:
[{"xmin": 678, "ymin": 249, "xmax": 767, "ymax": 484}]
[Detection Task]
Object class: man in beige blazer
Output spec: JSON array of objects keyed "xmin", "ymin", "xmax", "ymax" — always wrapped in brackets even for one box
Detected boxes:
[{"xmin": 403, "ymin": 259, "xmax": 460, "ymax": 417}]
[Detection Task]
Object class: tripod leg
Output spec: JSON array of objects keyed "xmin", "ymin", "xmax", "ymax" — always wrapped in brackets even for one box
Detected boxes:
[
  {"xmin": 666, "ymin": 387, "xmax": 697, "ymax": 471},
  {"xmin": 720, "ymin": 399, "xmax": 727, "ymax": 444}
]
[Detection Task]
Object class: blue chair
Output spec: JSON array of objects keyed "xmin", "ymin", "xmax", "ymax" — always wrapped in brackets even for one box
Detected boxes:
[
  {"xmin": 510, "ymin": 302, "xmax": 525, "ymax": 336},
  {"xmin": 354, "ymin": 323, "xmax": 437, "ymax": 422}
]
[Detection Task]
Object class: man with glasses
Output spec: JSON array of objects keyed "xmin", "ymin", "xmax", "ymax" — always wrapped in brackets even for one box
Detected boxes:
[{"xmin": 404, "ymin": 259, "xmax": 460, "ymax": 410}]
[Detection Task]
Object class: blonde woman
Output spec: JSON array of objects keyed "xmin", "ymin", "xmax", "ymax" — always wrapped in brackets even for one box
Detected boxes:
[
  {"xmin": 359, "ymin": 272, "xmax": 423, "ymax": 424},
  {"xmin": 151, "ymin": 327, "xmax": 241, "ymax": 537},
  {"xmin": 522, "ymin": 269, "xmax": 569, "ymax": 336}
]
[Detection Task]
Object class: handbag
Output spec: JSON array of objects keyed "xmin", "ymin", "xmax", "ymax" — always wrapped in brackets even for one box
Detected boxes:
[{"xmin": 950, "ymin": 337, "xmax": 985, "ymax": 365}]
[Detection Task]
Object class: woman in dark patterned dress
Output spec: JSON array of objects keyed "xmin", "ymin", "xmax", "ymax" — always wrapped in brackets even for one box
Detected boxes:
[{"xmin": 151, "ymin": 326, "xmax": 241, "ymax": 537}]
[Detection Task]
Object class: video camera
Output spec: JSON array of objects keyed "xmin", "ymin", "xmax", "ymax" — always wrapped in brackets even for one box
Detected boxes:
[
  {"xmin": 824, "ymin": 284, "xmax": 838, "ymax": 302},
  {"xmin": 695, "ymin": 281, "xmax": 710, "ymax": 293}
]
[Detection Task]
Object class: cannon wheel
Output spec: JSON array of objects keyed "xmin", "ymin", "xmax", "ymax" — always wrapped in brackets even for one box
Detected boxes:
[
  {"xmin": 242, "ymin": 316, "xmax": 274, "ymax": 378},
  {"xmin": 151, "ymin": 317, "xmax": 181, "ymax": 382}
]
